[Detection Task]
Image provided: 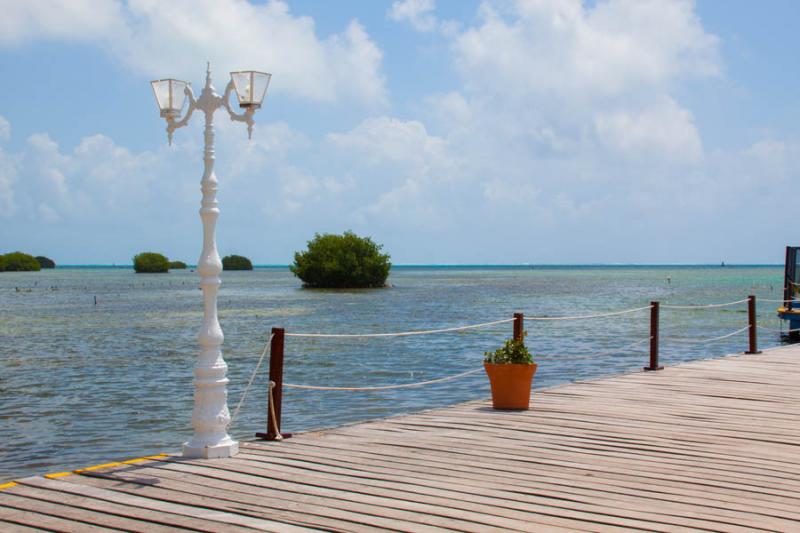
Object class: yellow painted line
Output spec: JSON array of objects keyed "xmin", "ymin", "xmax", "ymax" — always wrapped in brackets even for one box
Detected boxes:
[
  {"xmin": 0, "ymin": 482, "xmax": 17, "ymax": 491},
  {"xmin": 39, "ymin": 453, "xmax": 171, "ymax": 480},
  {"xmin": 121, "ymin": 453, "xmax": 170, "ymax": 465},
  {"xmin": 44, "ymin": 471, "xmax": 73, "ymax": 479},
  {"xmin": 121, "ymin": 458, "xmax": 149, "ymax": 465},
  {"xmin": 73, "ymin": 461, "xmax": 122, "ymax": 474}
]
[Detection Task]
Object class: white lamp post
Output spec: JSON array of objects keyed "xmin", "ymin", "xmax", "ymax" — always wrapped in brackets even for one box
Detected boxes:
[{"xmin": 151, "ymin": 63, "xmax": 271, "ymax": 459}]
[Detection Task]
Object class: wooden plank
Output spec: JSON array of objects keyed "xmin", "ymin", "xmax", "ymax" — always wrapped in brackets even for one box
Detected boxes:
[
  {"xmin": 17, "ymin": 476, "xmax": 314, "ymax": 532},
  {"xmin": 0, "ymin": 504, "xmax": 112, "ymax": 533},
  {"xmin": 0, "ymin": 520, "xmax": 44, "ymax": 533},
  {"xmin": 186, "ymin": 454, "xmax": 749, "ymax": 532},
  {"xmin": 0, "ymin": 490, "xmax": 190, "ymax": 532},
  {"xmin": 242, "ymin": 441, "xmax": 800, "ymax": 523},
  {"xmin": 70, "ymin": 461, "xmax": 592, "ymax": 531},
  {"xmin": 68, "ymin": 468, "xmax": 462, "ymax": 533},
  {"xmin": 5, "ymin": 482, "xmax": 207, "ymax": 533},
  {"xmin": 236, "ymin": 446, "xmax": 795, "ymax": 530}
]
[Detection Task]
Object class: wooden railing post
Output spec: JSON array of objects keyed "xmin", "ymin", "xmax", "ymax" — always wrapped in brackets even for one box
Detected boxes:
[
  {"xmin": 746, "ymin": 295, "xmax": 761, "ymax": 354},
  {"xmin": 513, "ymin": 312, "xmax": 524, "ymax": 342},
  {"xmin": 644, "ymin": 301, "xmax": 663, "ymax": 371},
  {"xmin": 256, "ymin": 327, "xmax": 291, "ymax": 441}
]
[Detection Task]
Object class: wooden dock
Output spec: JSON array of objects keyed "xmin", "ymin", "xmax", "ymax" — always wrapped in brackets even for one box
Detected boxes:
[{"xmin": 2, "ymin": 345, "xmax": 800, "ymax": 532}]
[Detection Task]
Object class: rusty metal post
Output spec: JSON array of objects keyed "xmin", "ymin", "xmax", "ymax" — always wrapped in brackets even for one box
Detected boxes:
[
  {"xmin": 746, "ymin": 295, "xmax": 761, "ymax": 354},
  {"xmin": 644, "ymin": 301, "xmax": 663, "ymax": 371},
  {"xmin": 513, "ymin": 312, "xmax": 524, "ymax": 342},
  {"xmin": 256, "ymin": 327, "xmax": 291, "ymax": 441}
]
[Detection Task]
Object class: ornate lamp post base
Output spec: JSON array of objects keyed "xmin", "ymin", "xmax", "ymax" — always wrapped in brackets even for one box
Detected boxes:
[{"xmin": 183, "ymin": 438, "xmax": 239, "ymax": 459}]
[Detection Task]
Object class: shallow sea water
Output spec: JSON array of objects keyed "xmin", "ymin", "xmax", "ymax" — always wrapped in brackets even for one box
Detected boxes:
[{"xmin": 0, "ymin": 265, "xmax": 790, "ymax": 481}]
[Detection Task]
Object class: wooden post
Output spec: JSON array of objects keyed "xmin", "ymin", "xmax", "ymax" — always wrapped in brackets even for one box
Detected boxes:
[
  {"xmin": 256, "ymin": 327, "xmax": 291, "ymax": 441},
  {"xmin": 746, "ymin": 295, "xmax": 761, "ymax": 354},
  {"xmin": 513, "ymin": 312, "xmax": 524, "ymax": 342},
  {"xmin": 644, "ymin": 301, "xmax": 663, "ymax": 371}
]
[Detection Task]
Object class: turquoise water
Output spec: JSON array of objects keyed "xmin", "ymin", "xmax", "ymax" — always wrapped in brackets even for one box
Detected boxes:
[{"xmin": 0, "ymin": 265, "xmax": 790, "ymax": 481}]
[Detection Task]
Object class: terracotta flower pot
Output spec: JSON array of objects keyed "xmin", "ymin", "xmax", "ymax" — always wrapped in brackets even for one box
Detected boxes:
[{"xmin": 483, "ymin": 362, "xmax": 538, "ymax": 410}]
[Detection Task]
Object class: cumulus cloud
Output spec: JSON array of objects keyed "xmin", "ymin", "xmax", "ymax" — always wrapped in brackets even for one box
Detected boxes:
[
  {"xmin": 388, "ymin": 0, "xmax": 438, "ymax": 32},
  {"xmin": 594, "ymin": 96, "xmax": 703, "ymax": 163},
  {"xmin": 453, "ymin": 0, "xmax": 719, "ymax": 98},
  {"xmin": 0, "ymin": 0, "xmax": 124, "ymax": 45},
  {"xmin": 0, "ymin": 116, "xmax": 10, "ymax": 142},
  {"xmin": 0, "ymin": 0, "xmax": 386, "ymax": 106}
]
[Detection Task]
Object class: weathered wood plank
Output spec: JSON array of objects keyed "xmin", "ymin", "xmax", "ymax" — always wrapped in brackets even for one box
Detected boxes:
[{"xmin": 17, "ymin": 476, "xmax": 315, "ymax": 532}]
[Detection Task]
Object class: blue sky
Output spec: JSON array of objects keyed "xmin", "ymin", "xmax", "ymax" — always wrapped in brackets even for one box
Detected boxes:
[{"xmin": 0, "ymin": 0, "xmax": 798, "ymax": 265}]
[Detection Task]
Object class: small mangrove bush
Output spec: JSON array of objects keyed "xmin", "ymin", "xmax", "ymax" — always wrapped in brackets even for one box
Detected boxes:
[
  {"xmin": 222, "ymin": 255, "xmax": 253, "ymax": 271},
  {"xmin": 291, "ymin": 231, "xmax": 391, "ymax": 288},
  {"xmin": 0, "ymin": 252, "xmax": 41, "ymax": 272},
  {"xmin": 169, "ymin": 260, "xmax": 187, "ymax": 270},
  {"xmin": 133, "ymin": 252, "xmax": 169, "ymax": 273},
  {"xmin": 35, "ymin": 256, "xmax": 56, "ymax": 269}
]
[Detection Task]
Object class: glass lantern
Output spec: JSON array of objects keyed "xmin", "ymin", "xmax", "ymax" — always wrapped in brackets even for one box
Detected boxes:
[
  {"xmin": 150, "ymin": 79, "xmax": 189, "ymax": 118},
  {"xmin": 230, "ymin": 71, "xmax": 271, "ymax": 108}
]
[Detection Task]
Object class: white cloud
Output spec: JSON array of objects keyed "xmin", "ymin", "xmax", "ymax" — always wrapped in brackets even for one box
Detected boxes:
[
  {"xmin": 453, "ymin": 0, "xmax": 719, "ymax": 99},
  {"xmin": 327, "ymin": 116, "xmax": 447, "ymax": 167},
  {"xmin": 594, "ymin": 96, "xmax": 702, "ymax": 163},
  {"xmin": 18, "ymin": 132, "xmax": 160, "ymax": 218},
  {"xmin": 0, "ymin": 151, "xmax": 17, "ymax": 217},
  {"xmin": 388, "ymin": 0, "xmax": 438, "ymax": 32},
  {"xmin": 0, "ymin": 0, "xmax": 386, "ymax": 106},
  {"xmin": 0, "ymin": 116, "xmax": 10, "ymax": 142},
  {"xmin": 0, "ymin": 115, "xmax": 13, "ymax": 216},
  {"xmin": 0, "ymin": 0, "xmax": 124, "ymax": 45}
]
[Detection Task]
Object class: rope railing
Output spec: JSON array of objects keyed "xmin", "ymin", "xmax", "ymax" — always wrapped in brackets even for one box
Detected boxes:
[
  {"xmin": 537, "ymin": 337, "xmax": 651, "ymax": 361},
  {"xmin": 758, "ymin": 297, "xmax": 797, "ymax": 303},
  {"xmin": 661, "ymin": 298, "xmax": 749, "ymax": 310},
  {"xmin": 282, "ymin": 367, "xmax": 484, "ymax": 392},
  {"xmin": 756, "ymin": 324, "xmax": 800, "ymax": 334},
  {"xmin": 524, "ymin": 305, "xmax": 652, "ymax": 321},
  {"xmin": 285, "ymin": 318, "xmax": 515, "ymax": 338},
  {"xmin": 251, "ymin": 293, "xmax": 794, "ymax": 441},
  {"xmin": 230, "ymin": 333, "xmax": 274, "ymax": 427},
  {"xmin": 662, "ymin": 325, "xmax": 750, "ymax": 345}
]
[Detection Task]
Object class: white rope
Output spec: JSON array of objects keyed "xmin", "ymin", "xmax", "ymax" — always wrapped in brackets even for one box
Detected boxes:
[
  {"xmin": 283, "ymin": 367, "xmax": 483, "ymax": 391},
  {"xmin": 267, "ymin": 381, "xmax": 283, "ymax": 441},
  {"xmin": 758, "ymin": 298, "xmax": 796, "ymax": 303},
  {"xmin": 663, "ymin": 325, "xmax": 749, "ymax": 345},
  {"xmin": 230, "ymin": 334, "xmax": 274, "ymax": 426},
  {"xmin": 756, "ymin": 325, "xmax": 800, "ymax": 334},
  {"xmin": 537, "ymin": 337, "xmax": 652, "ymax": 361},
  {"xmin": 524, "ymin": 305, "xmax": 652, "ymax": 321},
  {"xmin": 285, "ymin": 318, "xmax": 515, "ymax": 338},
  {"xmin": 661, "ymin": 298, "xmax": 749, "ymax": 310}
]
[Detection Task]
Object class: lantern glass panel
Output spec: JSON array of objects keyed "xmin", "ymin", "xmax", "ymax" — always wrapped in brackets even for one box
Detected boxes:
[
  {"xmin": 150, "ymin": 79, "xmax": 187, "ymax": 115},
  {"xmin": 231, "ymin": 71, "xmax": 271, "ymax": 107},
  {"xmin": 151, "ymin": 80, "xmax": 171, "ymax": 111},
  {"xmin": 170, "ymin": 80, "xmax": 188, "ymax": 112}
]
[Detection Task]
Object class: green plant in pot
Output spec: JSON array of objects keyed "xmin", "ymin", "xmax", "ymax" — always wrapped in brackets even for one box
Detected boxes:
[{"xmin": 484, "ymin": 334, "xmax": 537, "ymax": 410}]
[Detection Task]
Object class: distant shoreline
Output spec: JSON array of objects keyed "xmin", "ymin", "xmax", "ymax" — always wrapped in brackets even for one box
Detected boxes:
[{"xmin": 48, "ymin": 263, "xmax": 783, "ymax": 269}]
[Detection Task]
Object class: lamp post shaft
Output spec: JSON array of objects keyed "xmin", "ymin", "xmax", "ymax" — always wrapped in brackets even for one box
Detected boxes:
[{"xmin": 182, "ymin": 68, "xmax": 238, "ymax": 459}]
